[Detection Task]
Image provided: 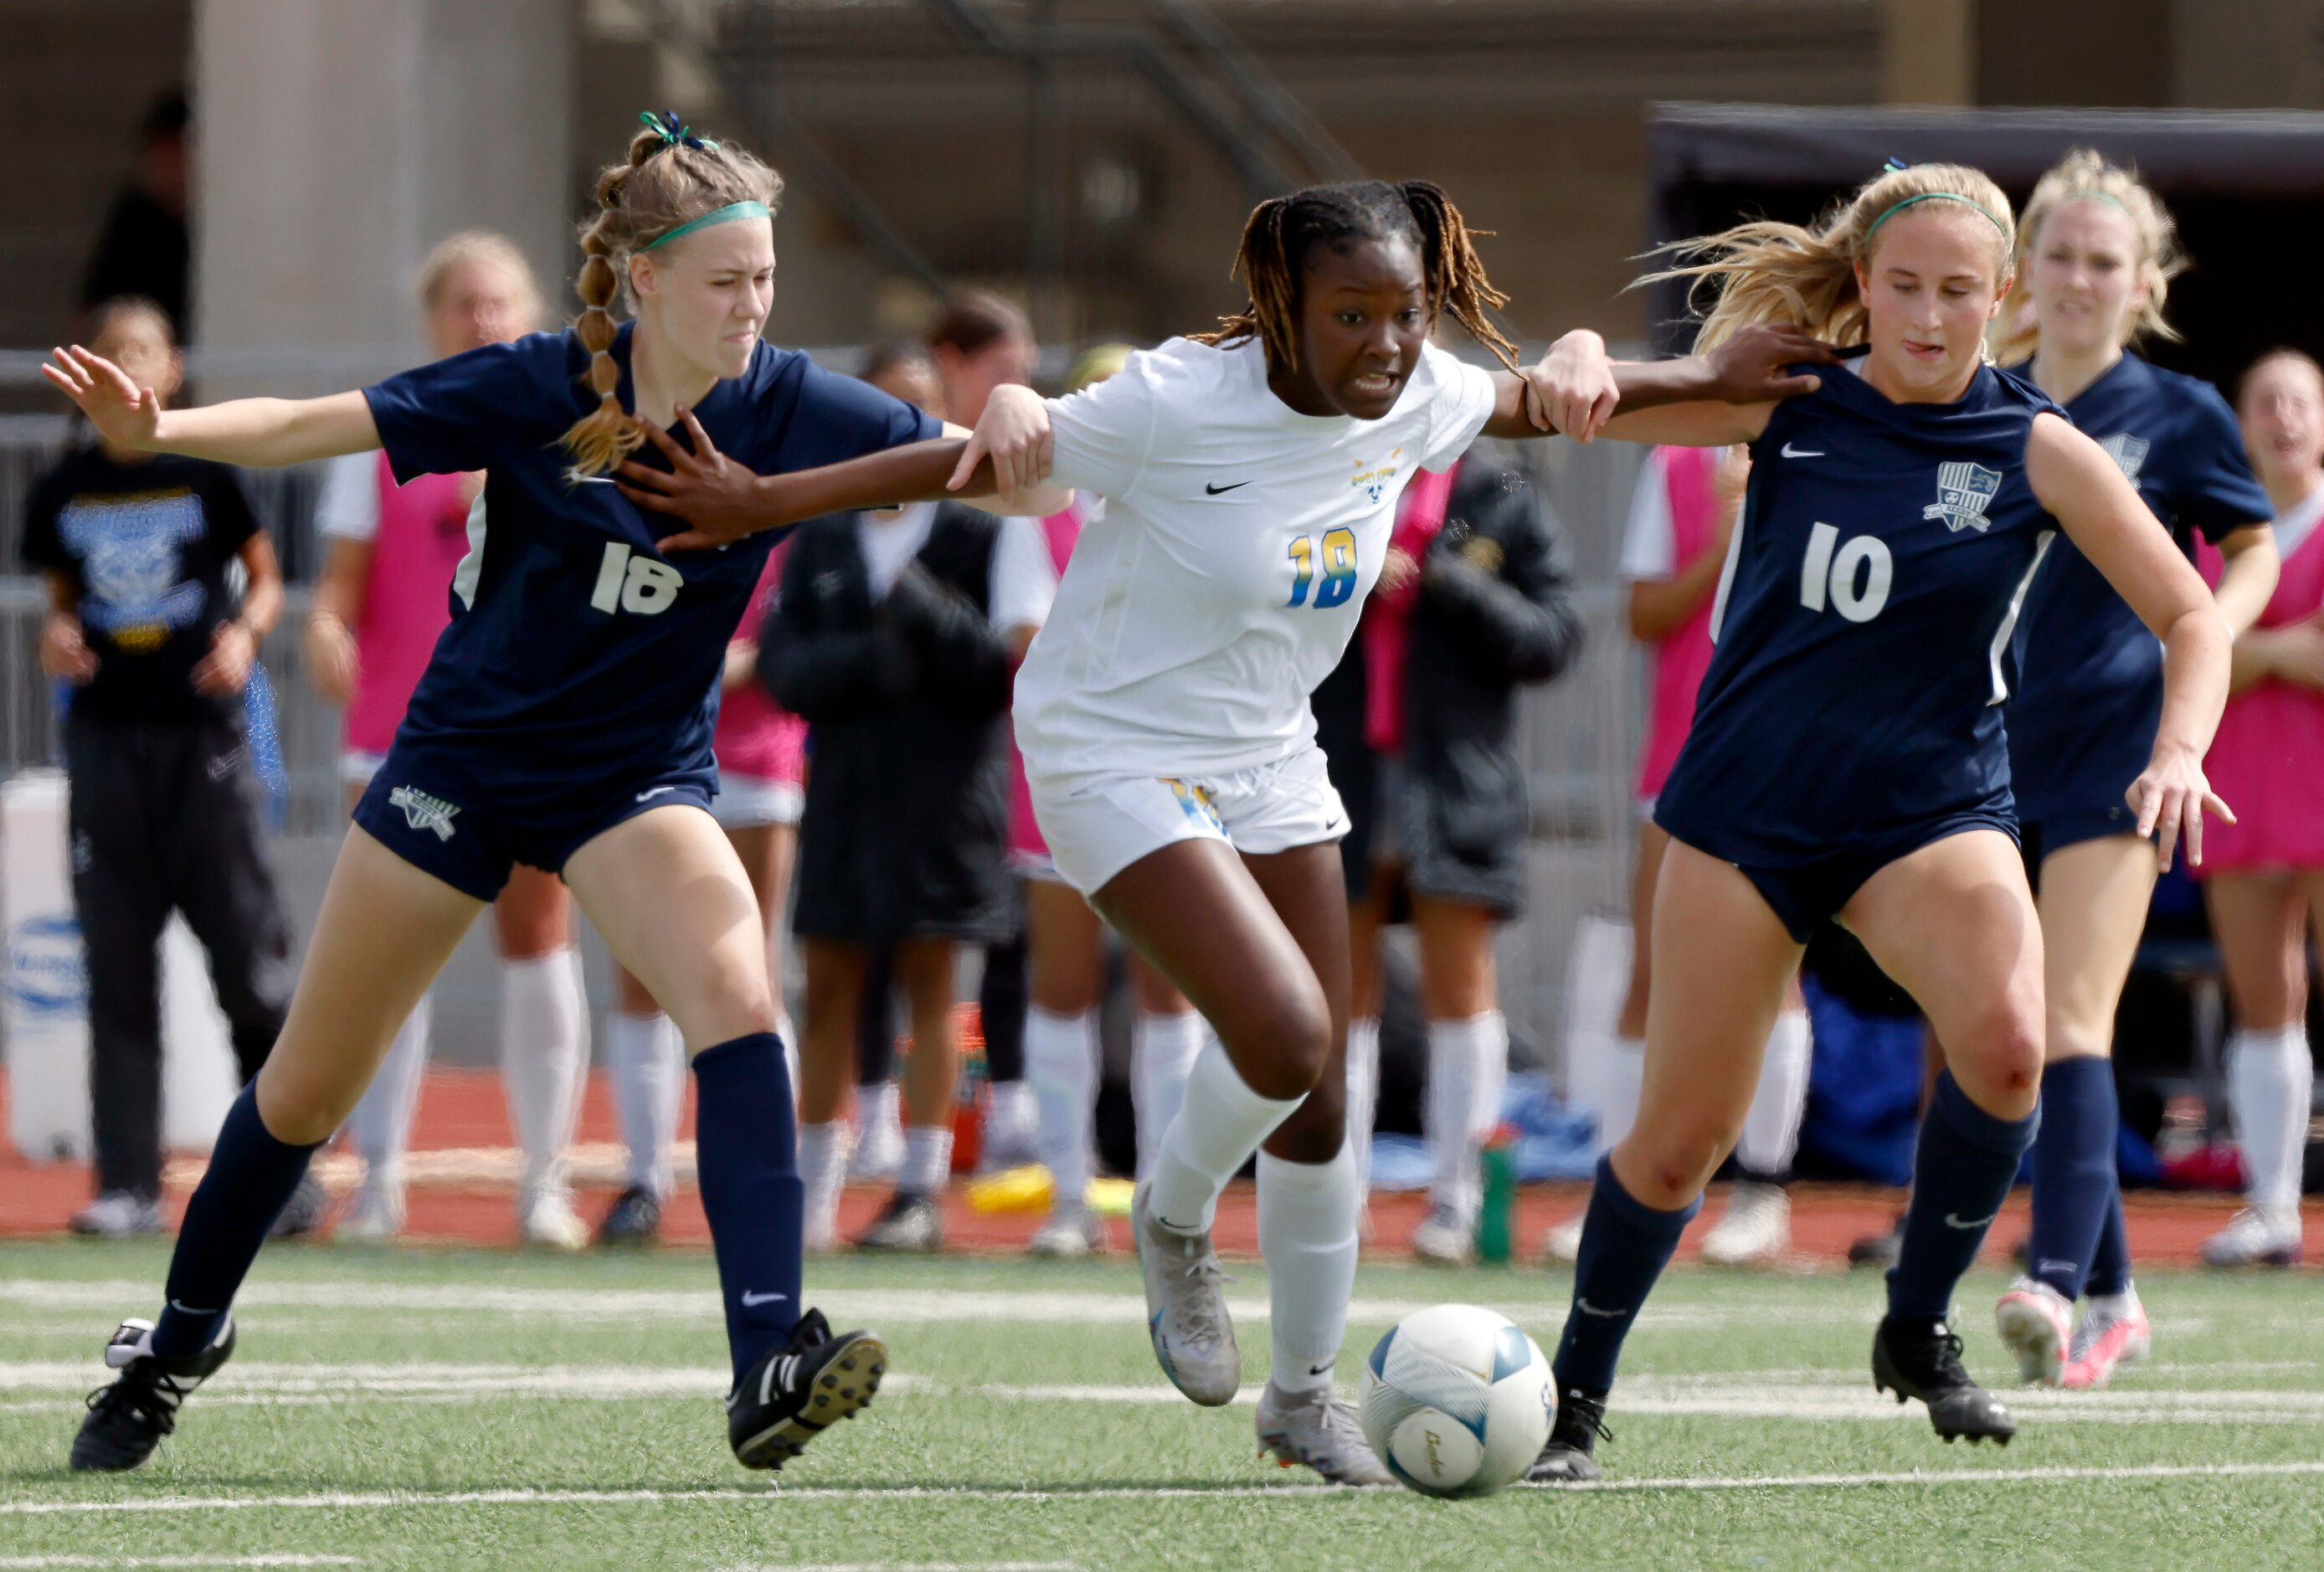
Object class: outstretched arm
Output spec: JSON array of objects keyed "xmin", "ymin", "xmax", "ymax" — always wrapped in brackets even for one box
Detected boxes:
[
  {"xmin": 43, "ymin": 347, "xmax": 378, "ymax": 468},
  {"xmin": 2028, "ymin": 411, "xmax": 2232, "ymax": 870},
  {"xmin": 1483, "ymin": 325, "xmax": 1838, "ymax": 444}
]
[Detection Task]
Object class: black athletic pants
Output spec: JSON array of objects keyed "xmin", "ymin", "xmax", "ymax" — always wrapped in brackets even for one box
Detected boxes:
[{"xmin": 64, "ymin": 712, "xmax": 291, "ymax": 1200}]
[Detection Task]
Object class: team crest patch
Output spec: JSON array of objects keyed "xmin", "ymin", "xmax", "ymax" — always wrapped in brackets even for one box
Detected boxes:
[
  {"xmin": 2100, "ymin": 433, "xmax": 2151, "ymax": 484},
  {"xmin": 1350, "ymin": 447, "xmax": 1404, "ymax": 504},
  {"xmin": 1923, "ymin": 461, "xmax": 2003, "ymax": 532},
  {"xmin": 388, "ymin": 785, "xmax": 460, "ymax": 842}
]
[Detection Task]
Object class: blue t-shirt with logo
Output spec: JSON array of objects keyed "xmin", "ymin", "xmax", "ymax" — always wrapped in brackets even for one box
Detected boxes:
[
  {"xmin": 360, "ymin": 325, "xmax": 937, "ymax": 813},
  {"xmin": 1658, "ymin": 352, "xmax": 2064, "ymax": 867},
  {"xmin": 2005, "ymin": 352, "xmax": 2269, "ymax": 829}
]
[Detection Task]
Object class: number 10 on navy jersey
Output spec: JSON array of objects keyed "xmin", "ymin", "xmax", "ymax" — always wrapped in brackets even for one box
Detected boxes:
[
  {"xmin": 1798, "ymin": 522, "xmax": 1892, "ymax": 623},
  {"xmin": 590, "ymin": 541, "xmax": 684, "ymax": 616}
]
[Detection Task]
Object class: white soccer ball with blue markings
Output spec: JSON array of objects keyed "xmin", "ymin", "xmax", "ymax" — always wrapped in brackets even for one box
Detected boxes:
[{"xmin": 1360, "ymin": 1304, "xmax": 1554, "ymax": 1498}]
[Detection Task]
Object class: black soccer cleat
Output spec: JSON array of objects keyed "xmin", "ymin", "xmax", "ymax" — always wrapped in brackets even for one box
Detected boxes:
[
  {"xmin": 594, "ymin": 1184, "xmax": 664, "ymax": 1248},
  {"xmin": 1872, "ymin": 1314, "xmax": 2017, "ymax": 1445},
  {"xmin": 725, "ymin": 1307, "xmax": 887, "ymax": 1471},
  {"xmin": 71, "ymin": 1315, "xmax": 236, "ymax": 1472},
  {"xmin": 1525, "ymin": 1386, "xmax": 1612, "ymax": 1483},
  {"xmin": 268, "ymin": 1174, "xmax": 329, "ymax": 1241},
  {"xmin": 1847, "ymin": 1215, "xmax": 1905, "ymax": 1271}
]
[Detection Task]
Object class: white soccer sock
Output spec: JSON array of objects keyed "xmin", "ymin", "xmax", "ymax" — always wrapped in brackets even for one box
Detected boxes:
[
  {"xmin": 798, "ymin": 1121, "xmax": 848, "ymax": 1250},
  {"xmin": 1132, "ymin": 1009, "xmax": 1206, "ymax": 1183},
  {"xmin": 347, "ymin": 991, "xmax": 432, "ymax": 1191},
  {"xmin": 902, "ymin": 1124, "xmax": 954, "ymax": 1197},
  {"xmin": 501, "ymin": 945, "xmax": 589, "ymax": 1200},
  {"xmin": 2229, "ymin": 1024, "xmax": 2313, "ymax": 1214},
  {"xmin": 1427, "ymin": 1011, "xmax": 1509, "ymax": 1225},
  {"xmin": 1026, "ymin": 1007, "xmax": 1098, "ymax": 1210},
  {"xmin": 1601, "ymin": 1034, "xmax": 1647, "ymax": 1150},
  {"xmin": 1345, "ymin": 1015, "xmax": 1381, "ymax": 1205},
  {"xmin": 1258, "ymin": 1144, "xmax": 1360, "ymax": 1396},
  {"xmin": 608, "ymin": 1010, "xmax": 684, "ymax": 1198},
  {"xmin": 1735, "ymin": 1008, "xmax": 1812, "ymax": 1179},
  {"xmin": 1147, "ymin": 1038, "xmax": 1303, "ymax": 1234}
]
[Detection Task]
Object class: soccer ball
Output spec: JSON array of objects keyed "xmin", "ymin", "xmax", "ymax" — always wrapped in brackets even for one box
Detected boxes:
[{"xmin": 1360, "ymin": 1304, "xmax": 1554, "ymax": 1498}]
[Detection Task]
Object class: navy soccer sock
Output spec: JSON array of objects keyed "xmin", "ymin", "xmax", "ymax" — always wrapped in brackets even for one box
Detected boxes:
[
  {"xmin": 152, "ymin": 1083, "xmax": 322, "ymax": 1356},
  {"xmin": 2085, "ymin": 1183, "xmax": 2132, "ymax": 1298},
  {"xmin": 2027, "ymin": 1056, "xmax": 2117, "ymax": 1302},
  {"xmin": 1551, "ymin": 1155, "xmax": 1700, "ymax": 1396},
  {"xmin": 692, "ymin": 1031, "xmax": 805, "ymax": 1390},
  {"xmin": 1886, "ymin": 1071, "xmax": 2039, "ymax": 1320}
]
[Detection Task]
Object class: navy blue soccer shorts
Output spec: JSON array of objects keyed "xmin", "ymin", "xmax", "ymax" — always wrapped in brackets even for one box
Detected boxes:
[{"xmin": 1725, "ymin": 806, "xmax": 2023, "ymax": 945}]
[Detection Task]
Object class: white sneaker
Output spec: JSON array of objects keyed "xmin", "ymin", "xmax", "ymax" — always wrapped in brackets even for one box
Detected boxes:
[
  {"xmin": 1699, "ymin": 1180, "xmax": 1791, "ymax": 1268},
  {"xmin": 517, "ymin": 1188, "xmax": 589, "ymax": 1252},
  {"xmin": 980, "ymin": 1081, "xmax": 1041, "ymax": 1171},
  {"xmin": 68, "ymin": 1193, "xmax": 163, "ymax": 1239},
  {"xmin": 2201, "ymin": 1205, "xmax": 2302, "ymax": 1267},
  {"xmin": 1029, "ymin": 1202, "xmax": 1107, "ymax": 1259},
  {"xmin": 1993, "ymin": 1276, "xmax": 2074, "ymax": 1386},
  {"xmin": 1411, "ymin": 1204, "xmax": 1473, "ymax": 1266},
  {"xmin": 849, "ymin": 1087, "xmax": 905, "ymax": 1183},
  {"xmin": 1255, "ymin": 1380, "xmax": 1394, "ymax": 1487},
  {"xmin": 336, "ymin": 1180, "xmax": 406, "ymax": 1244},
  {"xmin": 1541, "ymin": 1211, "xmax": 1585, "ymax": 1266},
  {"xmin": 1132, "ymin": 1180, "xmax": 1241, "ymax": 1406}
]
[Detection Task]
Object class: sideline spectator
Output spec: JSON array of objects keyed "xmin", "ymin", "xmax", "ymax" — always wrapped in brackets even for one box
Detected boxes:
[
  {"xmin": 80, "ymin": 92, "xmax": 193, "ymax": 338},
  {"xmin": 23, "ymin": 297, "xmax": 296, "ymax": 1238}
]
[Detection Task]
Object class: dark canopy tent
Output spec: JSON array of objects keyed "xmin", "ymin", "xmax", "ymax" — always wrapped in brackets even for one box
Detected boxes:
[{"xmin": 1645, "ymin": 104, "xmax": 2324, "ymax": 392}]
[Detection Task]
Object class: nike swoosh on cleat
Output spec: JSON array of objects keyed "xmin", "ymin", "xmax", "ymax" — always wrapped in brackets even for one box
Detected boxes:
[
  {"xmin": 1576, "ymin": 1297, "xmax": 1627, "ymax": 1318},
  {"xmin": 1945, "ymin": 1213, "xmax": 1998, "ymax": 1230},
  {"xmin": 740, "ymin": 1291, "xmax": 789, "ymax": 1307},
  {"xmin": 1780, "ymin": 442, "xmax": 1824, "ymax": 459}
]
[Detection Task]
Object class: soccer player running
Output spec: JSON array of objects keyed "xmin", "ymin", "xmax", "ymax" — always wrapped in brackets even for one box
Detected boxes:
[
  {"xmin": 1521, "ymin": 162, "xmax": 2232, "ymax": 1482},
  {"xmin": 50, "ymin": 114, "xmax": 1030, "ymax": 1475},
  {"xmin": 1982, "ymin": 152, "xmax": 2278, "ymax": 1388},
  {"xmin": 615, "ymin": 178, "xmax": 1828, "ymax": 1483}
]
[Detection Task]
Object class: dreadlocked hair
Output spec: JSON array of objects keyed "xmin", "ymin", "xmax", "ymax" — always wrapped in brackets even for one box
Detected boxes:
[
  {"xmin": 561, "ymin": 122, "xmax": 782, "ymax": 478},
  {"xmin": 1191, "ymin": 180, "xmax": 1521, "ymax": 374}
]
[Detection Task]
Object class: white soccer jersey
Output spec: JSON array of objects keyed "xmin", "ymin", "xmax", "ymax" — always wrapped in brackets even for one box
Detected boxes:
[{"xmin": 1013, "ymin": 335, "xmax": 1498, "ymax": 780}]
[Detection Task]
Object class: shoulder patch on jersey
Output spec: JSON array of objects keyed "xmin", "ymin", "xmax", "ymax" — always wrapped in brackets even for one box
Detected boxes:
[
  {"xmin": 2099, "ymin": 433, "xmax": 2151, "ymax": 485},
  {"xmin": 1924, "ymin": 462, "xmax": 2003, "ymax": 533}
]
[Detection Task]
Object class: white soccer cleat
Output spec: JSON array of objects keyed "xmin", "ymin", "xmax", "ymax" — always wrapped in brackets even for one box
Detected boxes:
[
  {"xmin": 2200, "ymin": 1206, "xmax": 2302, "ymax": 1267},
  {"xmin": 1255, "ymin": 1380, "xmax": 1393, "ymax": 1487},
  {"xmin": 1540, "ymin": 1212, "xmax": 1585, "ymax": 1266},
  {"xmin": 848, "ymin": 1093, "xmax": 906, "ymax": 1184},
  {"xmin": 1699, "ymin": 1180, "xmax": 1791, "ymax": 1268},
  {"xmin": 1993, "ymin": 1277, "xmax": 2073, "ymax": 1387},
  {"xmin": 517, "ymin": 1188, "xmax": 589, "ymax": 1252},
  {"xmin": 1410, "ymin": 1204, "xmax": 1473, "ymax": 1266},
  {"xmin": 1028, "ymin": 1202, "xmax": 1107, "ymax": 1260},
  {"xmin": 2062, "ymin": 1290, "xmax": 2152, "ymax": 1390},
  {"xmin": 1132, "ymin": 1180, "xmax": 1241, "ymax": 1406},
  {"xmin": 336, "ymin": 1181, "xmax": 406, "ymax": 1244}
]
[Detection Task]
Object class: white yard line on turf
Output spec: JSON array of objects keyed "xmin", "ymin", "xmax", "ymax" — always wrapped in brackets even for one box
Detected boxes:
[
  {"xmin": 718, "ymin": 1564, "xmax": 1083, "ymax": 1571},
  {"xmin": 0, "ymin": 1559, "xmax": 360, "ymax": 1567},
  {"xmin": 7, "ymin": 1461, "xmax": 2324, "ymax": 1516}
]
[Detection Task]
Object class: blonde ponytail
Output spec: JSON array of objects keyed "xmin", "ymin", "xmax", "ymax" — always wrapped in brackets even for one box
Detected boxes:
[{"xmin": 1992, "ymin": 149, "xmax": 2182, "ymax": 366}]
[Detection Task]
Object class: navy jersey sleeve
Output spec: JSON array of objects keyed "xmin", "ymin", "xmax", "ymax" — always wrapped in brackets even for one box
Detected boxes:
[
  {"xmin": 197, "ymin": 463, "xmax": 262, "ymax": 557},
  {"xmin": 362, "ymin": 332, "xmax": 578, "ymax": 484},
  {"xmin": 2168, "ymin": 384, "xmax": 2272, "ymax": 541},
  {"xmin": 768, "ymin": 357, "xmax": 941, "ymax": 472}
]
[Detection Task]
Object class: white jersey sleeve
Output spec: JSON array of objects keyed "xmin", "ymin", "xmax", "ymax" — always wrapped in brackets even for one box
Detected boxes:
[
  {"xmin": 316, "ymin": 450, "xmax": 382, "ymax": 542},
  {"xmin": 988, "ymin": 514, "xmax": 1057, "ymax": 632},
  {"xmin": 1416, "ymin": 345, "xmax": 1500, "ymax": 473},
  {"xmin": 1046, "ymin": 347, "xmax": 1165, "ymax": 501},
  {"xmin": 1620, "ymin": 455, "xmax": 1677, "ymax": 582}
]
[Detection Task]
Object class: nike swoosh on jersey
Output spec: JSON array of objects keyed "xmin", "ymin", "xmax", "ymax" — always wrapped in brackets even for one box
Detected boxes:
[
  {"xmin": 1204, "ymin": 480, "xmax": 1250, "ymax": 495},
  {"xmin": 1780, "ymin": 442, "xmax": 1824, "ymax": 459},
  {"xmin": 740, "ymin": 1290, "xmax": 789, "ymax": 1307}
]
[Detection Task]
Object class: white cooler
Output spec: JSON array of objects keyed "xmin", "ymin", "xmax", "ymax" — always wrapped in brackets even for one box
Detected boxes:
[{"xmin": 2, "ymin": 769, "xmax": 240, "ymax": 1163}]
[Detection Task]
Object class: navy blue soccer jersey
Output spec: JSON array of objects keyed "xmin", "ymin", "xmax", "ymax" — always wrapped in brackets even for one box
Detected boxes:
[
  {"xmin": 2005, "ymin": 352, "xmax": 2269, "ymax": 834},
  {"xmin": 1655, "ymin": 352, "xmax": 2065, "ymax": 869},
  {"xmin": 360, "ymin": 325, "xmax": 938, "ymax": 815}
]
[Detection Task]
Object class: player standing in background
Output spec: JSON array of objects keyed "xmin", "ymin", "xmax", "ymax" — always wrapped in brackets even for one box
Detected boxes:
[
  {"xmin": 615, "ymin": 177, "xmax": 1829, "ymax": 1481},
  {"xmin": 1980, "ymin": 152, "xmax": 2278, "ymax": 1387},
  {"xmin": 308, "ymin": 232, "xmax": 598, "ymax": 1251},
  {"xmin": 1525, "ymin": 162, "xmax": 2232, "ymax": 1482},
  {"xmin": 2194, "ymin": 347, "xmax": 2324, "ymax": 1271},
  {"xmin": 50, "ymin": 114, "xmax": 1043, "ymax": 1474},
  {"xmin": 1543, "ymin": 443, "xmax": 1814, "ymax": 1270}
]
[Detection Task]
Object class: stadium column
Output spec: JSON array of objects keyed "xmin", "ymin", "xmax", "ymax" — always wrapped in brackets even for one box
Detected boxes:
[{"xmin": 191, "ymin": 0, "xmax": 573, "ymax": 393}]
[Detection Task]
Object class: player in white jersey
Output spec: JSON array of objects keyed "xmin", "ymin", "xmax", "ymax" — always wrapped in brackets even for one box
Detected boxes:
[{"xmin": 619, "ymin": 178, "xmax": 1829, "ymax": 1482}]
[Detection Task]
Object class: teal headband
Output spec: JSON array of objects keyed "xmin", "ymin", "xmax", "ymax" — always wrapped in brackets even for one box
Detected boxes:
[
  {"xmin": 639, "ymin": 201, "xmax": 771, "ymax": 253},
  {"xmin": 1864, "ymin": 191, "xmax": 2008, "ymax": 247}
]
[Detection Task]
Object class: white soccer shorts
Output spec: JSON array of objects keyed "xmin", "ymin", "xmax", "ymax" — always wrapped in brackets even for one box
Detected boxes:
[{"xmin": 1027, "ymin": 744, "xmax": 1349, "ymax": 896}]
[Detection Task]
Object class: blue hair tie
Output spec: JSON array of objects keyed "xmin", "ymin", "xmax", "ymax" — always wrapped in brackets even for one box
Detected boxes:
[{"xmin": 640, "ymin": 110, "xmax": 718, "ymax": 154}]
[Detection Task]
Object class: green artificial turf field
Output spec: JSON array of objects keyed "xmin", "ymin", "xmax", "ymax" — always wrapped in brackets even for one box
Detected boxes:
[{"xmin": 2, "ymin": 1240, "xmax": 2319, "ymax": 1570}]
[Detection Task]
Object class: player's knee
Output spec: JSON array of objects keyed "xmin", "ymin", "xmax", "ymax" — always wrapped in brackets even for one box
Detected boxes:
[
  {"xmin": 255, "ymin": 1068, "xmax": 355, "ymax": 1147},
  {"xmin": 1232, "ymin": 989, "xmax": 1332, "ymax": 1101},
  {"xmin": 1954, "ymin": 1005, "xmax": 2044, "ymax": 1105},
  {"xmin": 1628, "ymin": 1118, "xmax": 1735, "ymax": 1208},
  {"xmin": 675, "ymin": 958, "xmax": 779, "ymax": 1048}
]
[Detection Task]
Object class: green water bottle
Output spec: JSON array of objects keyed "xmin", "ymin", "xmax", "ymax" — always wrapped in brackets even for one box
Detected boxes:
[{"xmin": 1475, "ymin": 1125, "xmax": 1515, "ymax": 1265}]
